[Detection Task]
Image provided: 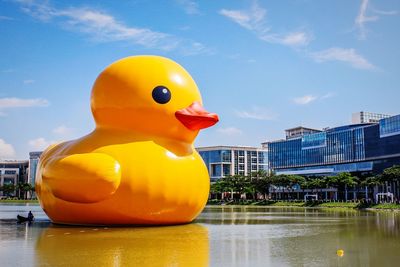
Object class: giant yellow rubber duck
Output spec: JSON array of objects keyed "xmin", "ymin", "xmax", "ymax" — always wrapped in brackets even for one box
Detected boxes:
[{"xmin": 35, "ymin": 55, "xmax": 219, "ymax": 225}]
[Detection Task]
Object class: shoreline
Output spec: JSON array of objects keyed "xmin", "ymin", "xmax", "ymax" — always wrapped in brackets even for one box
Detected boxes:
[
  {"xmin": 207, "ymin": 200, "xmax": 400, "ymax": 211},
  {"xmin": 0, "ymin": 199, "xmax": 39, "ymax": 204},
  {"xmin": 1, "ymin": 199, "xmax": 399, "ymax": 212}
]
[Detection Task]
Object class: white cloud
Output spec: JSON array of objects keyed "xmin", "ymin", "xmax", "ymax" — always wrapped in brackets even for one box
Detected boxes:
[
  {"xmin": 293, "ymin": 95, "xmax": 317, "ymax": 105},
  {"xmin": 320, "ymin": 92, "xmax": 335, "ymax": 99},
  {"xmin": 219, "ymin": 8, "xmax": 262, "ymax": 30},
  {"xmin": 220, "ymin": 2, "xmax": 312, "ymax": 47},
  {"xmin": 310, "ymin": 47, "xmax": 375, "ymax": 70},
  {"xmin": 236, "ymin": 106, "xmax": 277, "ymax": 120},
  {"xmin": 0, "ymin": 97, "xmax": 49, "ymax": 108},
  {"xmin": 355, "ymin": 0, "xmax": 378, "ymax": 39},
  {"xmin": 14, "ymin": 0, "xmax": 209, "ymax": 55},
  {"xmin": 28, "ymin": 137, "xmax": 57, "ymax": 151},
  {"xmin": 217, "ymin": 127, "xmax": 243, "ymax": 136},
  {"xmin": 52, "ymin": 125, "xmax": 72, "ymax": 135},
  {"xmin": 175, "ymin": 0, "xmax": 200, "ymax": 15},
  {"xmin": 23, "ymin": 79, "xmax": 35, "ymax": 84},
  {"xmin": 293, "ymin": 93, "xmax": 335, "ymax": 105},
  {"xmin": 0, "ymin": 139, "xmax": 16, "ymax": 159},
  {"xmin": 373, "ymin": 9, "xmax": 398, "ymax": 16},
  {"xmin": 179, "ymin": 41, "xmax": 213, "ymax": 56},
  {"xmin": 279, "ymin": 32, "xmax": 311, "ymax": 46},
  {"xmin": 355, "ymin": 0, "xmax": 398, "ymax": 39}
]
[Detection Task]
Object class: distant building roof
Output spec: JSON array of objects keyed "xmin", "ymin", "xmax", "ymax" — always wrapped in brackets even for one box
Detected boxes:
[
  {"xmin": 196, "ymin": 145, "xmax": 265, "ymax": 151},
  {"xmin": 284, "ymin": 126, "xmax": 321, "ymax": 132},
  {"xmin": 284, "ymin": 126, "xmax": 322, "ymax": 140},
  {"xmin": 352, "ymin": 111, "xmax": 391, "ymax": 124},
  {"xmin": 0, "ymin": 160, "xmax": 29, "ymax": 165}
]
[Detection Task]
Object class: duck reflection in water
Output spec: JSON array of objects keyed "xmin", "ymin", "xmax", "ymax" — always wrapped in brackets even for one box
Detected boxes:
[{"xmin": 35, "ymin": 223, "xmax": 209, "ymax": 266}]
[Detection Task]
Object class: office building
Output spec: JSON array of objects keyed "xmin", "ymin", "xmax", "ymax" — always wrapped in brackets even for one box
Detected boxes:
[
  {"xmin": 28, "ymin": 151, "xmax": 42, "ymax": 186},
  {"xmin": 352, "ymin": 111, "xmax": 391, "ymax": 124},
  {"xmin": 0, "ymin": 160, "xmax": 29, "ymax": 197},
  {"xmin": 197, "ymin": 146, "xmax": 269, "ymax": 182},
  {"xmin": 265, "ymin": 114, "xmax": 400, "ymax": 176}
]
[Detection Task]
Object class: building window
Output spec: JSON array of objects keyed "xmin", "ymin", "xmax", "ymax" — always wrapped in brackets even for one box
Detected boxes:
[
  {"xmin": 302, "ymin": 132, "xmax": 327, "ymax": 149},
  {"xmin": 222, "ymin": 164, "xmax": 231, "ymax": 176},
  {"xmin": 3, "ymin": 178, "xmax": 15, "ymax": 184},
  {"xmin": 221, "ymin": 150, "xmax": 231, "ymax": 162},
  {"xmin": 211, "ymin": 164, "xmax": 221, "ymax": 177},
  {"xmin": 380, "ymin": 115, "xmax": 400, "ymax": 138}
]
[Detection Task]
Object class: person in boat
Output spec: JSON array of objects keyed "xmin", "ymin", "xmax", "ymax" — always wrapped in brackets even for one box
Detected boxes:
[{"xmin": 27, "ymin": 211, "xmax": 34, "ymax": 221}]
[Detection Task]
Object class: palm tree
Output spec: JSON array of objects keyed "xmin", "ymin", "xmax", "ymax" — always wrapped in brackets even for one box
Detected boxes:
[
  {"xmin": 381, "ymin": 165, "xmax": 400, "ymax": 199},
  {"xmin": 272, "ymin": 175, "xmax": 292, "ymax": 200},
  {"xmin": 210, "ymin": 180, "xmax": 224, "ymax": 200},
  {"xmin": 287, "ymin": 175, "xmax": 306, "ymax": 200},
  {"xmin": 336, "ymin": 172, "xmax": 358, "ymax": 201},
  {"xmin": 253, "ymin": 175, "xmax": 272, "ymax": 200},
  {"xmin": 308, "ymin": 178, "xmax": 326, "ymax": 195},
  {"xmin": 230, "ymin": 175, "xmax": 247, "ymax": 200},
  {"xmin": 360, "ymin": 176, "xmax": 382, "ymax": 202},
  {"xmin": 243, "ymin": 176, "xmax": 256, "ymax": 200}
]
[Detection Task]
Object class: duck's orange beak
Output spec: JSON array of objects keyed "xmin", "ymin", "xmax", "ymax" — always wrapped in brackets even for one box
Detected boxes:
[{"xmin": 175, "ymin": 101, "xmax": 219, "ymax": 130}]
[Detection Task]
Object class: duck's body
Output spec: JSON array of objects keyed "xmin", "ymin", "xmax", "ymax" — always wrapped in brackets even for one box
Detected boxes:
[
  {"xmin": 36, "ymin": 56, "xmax": 218, "ymax": 225},
  {"xmin": 36, "ymin": 131, "xmax": 209, "ymax": 225}
]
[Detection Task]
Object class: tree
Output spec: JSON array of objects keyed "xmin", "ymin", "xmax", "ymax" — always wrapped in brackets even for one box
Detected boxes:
[
  {"xmin": 307, "ymin": 178, "xmax": 326, "ymax": 192},
  {"xmin": 15, "ymin": 183, "xmax": 34, "ymax": 199},
  {"xmin": 360, "ymin": 176, "xmax": 382, "ymax": 201},
  {"xmin": 253, "ymin": 175, "xmax": 272, "ymax": 200},
  {"xmin": 230, "ymin": 175, "xmax": 247, "ymax": 200},
  {"xmin": 336, "ymin": 172, "xmax": 358, "ymax": 201},
  {"xmin": 210, "ymin": 181, "xmax": 224, "ymax": 200},
  {"xmin": 217, "ymin": 175, "xmax": 246, "ymax": 200},
  {"xmin": 1, "ymin": 183, "xmax": 16, "ymax": 197},
  {"xmin": 243, "ymin": 176, "xmax": 256, "ymax": 200},
  {"xmin": 381, "ymin": 165, "xmax": 400, "ymax": 198},
  {"xmin": 288, "ymin": 175, "xmax": 306, "ymax": 189},
  {"xmin": 325, "ymin": 175, "xmax": 338, "ymax": 188},
  {"xmin": 288, "ymin": 175, "xmax": 306, "ymax": 200},
  {"xmin": 250, "ymin": 170, "xmax": 272, "ymax": 200},
  {"xmin": 271, "ymin": 175, "xmax": 292, "ymax": 199},
  {"xmin": 382, "ymin": 165, "xmax": 400, "ymax": 181}
]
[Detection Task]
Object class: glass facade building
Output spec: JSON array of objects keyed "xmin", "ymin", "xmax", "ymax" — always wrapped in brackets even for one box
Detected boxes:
[
  {"xmin": 265, "ymin": 114, "xmax": 400, "ymax": 176},
  {"xmin": 197, "ymin": 146, "xmax": 269, "ymax": 182},
  {"xmin": 28, "ymin": 151, "xmax": 42, "ymax": 187}
]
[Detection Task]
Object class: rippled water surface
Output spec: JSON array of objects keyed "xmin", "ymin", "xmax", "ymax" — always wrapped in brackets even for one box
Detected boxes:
[{"xmin": 1, "ymin": 204, "xmax": 399, "ymax": 266}]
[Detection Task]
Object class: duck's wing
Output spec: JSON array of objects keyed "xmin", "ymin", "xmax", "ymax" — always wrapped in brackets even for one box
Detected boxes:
[{"xmin": 41, "ymin": 153, "xmax": 121, "ymax": 203}]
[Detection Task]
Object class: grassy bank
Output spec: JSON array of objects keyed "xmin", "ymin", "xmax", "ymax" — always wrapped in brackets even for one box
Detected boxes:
[
  {"xmin": 207, "ymin": 199, "xmax": 400, "ymax": 210},
  {"xmin": 0, "ymin": 199, "xmax": 39, "ymax": 204}
]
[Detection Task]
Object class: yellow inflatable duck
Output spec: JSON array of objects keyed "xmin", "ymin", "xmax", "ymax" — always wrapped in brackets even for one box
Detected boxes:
[{"xmin": 35, "ymin": 55, "xmax": 219, "ymax": 225}]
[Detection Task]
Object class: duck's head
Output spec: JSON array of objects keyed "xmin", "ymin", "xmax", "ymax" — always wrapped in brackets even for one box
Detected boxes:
[{"xmin": 91, "ymin": 56, "xmax": 218, "ymax": 144}]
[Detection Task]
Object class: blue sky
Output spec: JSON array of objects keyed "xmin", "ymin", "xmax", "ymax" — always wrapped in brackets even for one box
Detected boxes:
[{"xmin": 0, "ymin": 0, "xmax": 399, "ymax": 159}]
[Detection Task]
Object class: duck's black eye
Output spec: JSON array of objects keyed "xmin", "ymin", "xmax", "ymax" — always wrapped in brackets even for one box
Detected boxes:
[{"xmin": 152, "ymin": 86, "xmax": 171, "ymax": 104}]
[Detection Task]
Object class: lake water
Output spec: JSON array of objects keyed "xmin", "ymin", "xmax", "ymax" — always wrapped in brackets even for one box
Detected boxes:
[{"xmin": 0, "ymin": 204, "xmax": 399, "ymax": 266}]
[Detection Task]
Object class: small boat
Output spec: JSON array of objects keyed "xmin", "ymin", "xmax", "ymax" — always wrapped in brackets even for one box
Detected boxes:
[{"xmin": 17, "ymin": 215, "xmax": 33, "ymax": 223}]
